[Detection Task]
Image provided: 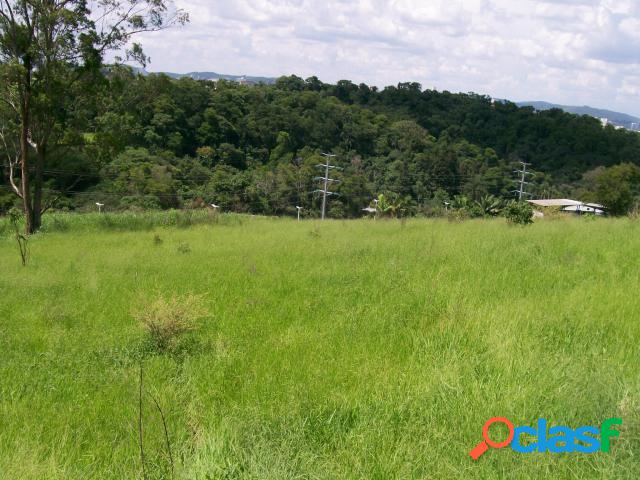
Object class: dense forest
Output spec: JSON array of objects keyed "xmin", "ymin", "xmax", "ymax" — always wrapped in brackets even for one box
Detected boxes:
[{"xmin": 3, "ymin": 67, "xmax": 640, "ymax": 218}]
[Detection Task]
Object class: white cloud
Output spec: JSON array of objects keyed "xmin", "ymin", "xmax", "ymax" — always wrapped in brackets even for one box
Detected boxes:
[{"xmin": 130, "ymin": 0, "xmax": 640, "ymax": 115}]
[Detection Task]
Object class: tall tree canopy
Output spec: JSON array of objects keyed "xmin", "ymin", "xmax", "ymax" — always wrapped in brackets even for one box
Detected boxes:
[
  {"xmin": 0, "ymin": 0, "xmax": 187, "ymax": 232},
  {"xmin": 2, "ymin": 68, "xmax": 640, "ymax": 219}
]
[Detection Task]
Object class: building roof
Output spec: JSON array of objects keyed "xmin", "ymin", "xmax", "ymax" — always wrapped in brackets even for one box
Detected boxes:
[
  {"xmin": 528, "ymin": 199, "xmax": 583, "ymax": 207},
  {"xmin": 562, "ymin": 205, "xmax": 604, "ymax": 214}
]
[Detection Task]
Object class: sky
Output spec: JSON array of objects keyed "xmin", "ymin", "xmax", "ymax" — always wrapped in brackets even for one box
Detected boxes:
[{"xmin": 134, "ymin": 0, "xmax": 640, "ymax": 116}]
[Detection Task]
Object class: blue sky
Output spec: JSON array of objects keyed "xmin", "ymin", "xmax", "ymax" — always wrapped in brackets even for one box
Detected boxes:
[{"xmin": 134, "ymin": 0, "xmax": 640, "ymax": 116}]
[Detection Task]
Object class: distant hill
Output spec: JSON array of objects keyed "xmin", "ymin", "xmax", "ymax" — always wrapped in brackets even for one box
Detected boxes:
[
  {"xmin": 126, "ymin": 67, "xmax": 639, "ymax": 129},
  {"xmin": 164, "ymin": 71, "xmax": 278, "ymax": 84},
  {"xmin": 130, "ymin": 66, "xmax": 277, "ymax": 85},
  {"xmin": 517, "ymin": 101, "xmax": 640, "ymax": 130}
]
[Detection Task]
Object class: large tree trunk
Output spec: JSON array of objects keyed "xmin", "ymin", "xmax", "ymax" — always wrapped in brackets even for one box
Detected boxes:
[
  {"xmin": 20, "ymin": 65, "xmax": 35, "ymax": 235},
  {"xmin": 32, "ymin": 143, "xmax": 46, "ymax": 231}
]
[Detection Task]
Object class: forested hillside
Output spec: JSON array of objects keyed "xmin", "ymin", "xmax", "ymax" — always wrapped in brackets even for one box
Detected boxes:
[{"xmin": 3, "ymin": 67, "xmax": 640, "ymax": 217}]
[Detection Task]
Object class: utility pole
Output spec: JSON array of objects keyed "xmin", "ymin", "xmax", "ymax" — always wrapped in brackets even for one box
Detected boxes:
[
  {"xmin": 512, "ymin": 161, "xmax": 534, "ymax": 200},
  {"xmin": 314, "ymin": 153, "xmax": 340, "ymax": 220}
]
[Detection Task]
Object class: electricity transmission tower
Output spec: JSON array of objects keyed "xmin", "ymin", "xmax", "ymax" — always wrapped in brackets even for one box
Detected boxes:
[
  {"xmin": 314, "ymin": 153, "xmax": 340, "ymax": 220},
  {"xmin": 512, "ymin": 161, "xmax": 534, "ymax": 200}
]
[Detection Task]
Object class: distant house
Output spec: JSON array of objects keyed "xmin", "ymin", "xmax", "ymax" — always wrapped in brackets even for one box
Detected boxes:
[
  {"xmin": 561, "ymin": 203, "xmax": 605, "ymax": 215},
  {"xmin": 528, "ymin": 199, "xmax": 582, "ymax": 208},
  {"xmin": 528, "ymin": 199, "xmax": 605, "ymax": 216}
]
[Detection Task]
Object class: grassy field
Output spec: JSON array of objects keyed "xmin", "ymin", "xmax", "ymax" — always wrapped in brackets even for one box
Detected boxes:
[{"xmin": 1, "ymin": 213, "xmax": 639, "ymax": 479}]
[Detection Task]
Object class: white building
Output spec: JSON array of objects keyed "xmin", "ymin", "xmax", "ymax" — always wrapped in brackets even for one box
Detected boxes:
[{"xmin": 528, "ymin": 199, "xmax": 605, "ymax": 216}]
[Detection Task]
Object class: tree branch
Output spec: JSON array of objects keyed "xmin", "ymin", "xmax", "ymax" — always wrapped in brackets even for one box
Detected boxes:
[
  {"xmin": 0, "ymin": 127, "xmax": 22, "ymax": 198},
  {"xmin": 39, "ymin": 176, "xmax": 83, "ymax": 215}
]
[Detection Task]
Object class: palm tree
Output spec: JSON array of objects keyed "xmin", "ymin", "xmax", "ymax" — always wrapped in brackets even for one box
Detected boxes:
[
  {"xmin": 475, "ymin": 195, "xmax": 504, "ymax": 216},
  {"xmin": 375, "ymin": 193, "xmax": 405, "ymax": 218}
]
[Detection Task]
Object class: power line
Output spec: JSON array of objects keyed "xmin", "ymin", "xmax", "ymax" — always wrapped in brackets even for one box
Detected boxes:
[
  {"xmin": 314, "ymin": 153, "xmax": 340, "ymax": 220},
  {"xmin": 1, "ymin": 162, "xmax": 509, "ymax": 183},
  {"xmin": 2, "ymin": 158, "xmax": 519, "ymax": 211}
]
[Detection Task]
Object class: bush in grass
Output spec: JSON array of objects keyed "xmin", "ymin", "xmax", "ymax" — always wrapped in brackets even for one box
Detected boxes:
[
  {"xmin": 135, "ymin": 294, "xmax": 207, "ymax": 353},
  {"xmin": 503, "ymin": 200, "xmax": 534, "ymax": 225}
]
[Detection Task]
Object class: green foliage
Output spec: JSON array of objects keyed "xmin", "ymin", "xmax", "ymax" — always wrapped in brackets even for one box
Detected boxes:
[
  {"xmin": 5, "ymin": 49, "xmax": 640, "ymax": 220},
  {"xmin": 8, "ymin": 207, "xmax": 29, "ymax": 265},
  {"xmin": 7, "ymin": 207, "xmax": 22, "ymax": 230},
  {"xmin": 503, "ymin": 200, "xmax": 534, "ymax": 225},
  {"xmin": 451, "ymin": 195, "xmax": 479, "ymax": 217},
  {"xmin": 119, "ymin": 195, "xmax": 162, "ymax": 210},
  {"xmin": 205, "ymin": 164, "xmax": 248, "ymax": 211},
  {"xmin": 0, "ymin": 0, "xmax": 188, "ymax": 232},
  {"xmin": 475, "ymin": 194, "xmax": 504, "ymax": 217},
  {"xmin": 0, "ymin": 210, "xmax": 230, "ymax": 235},
  {"xmin": 102, "ymin": 148, "xmax": 179, "ymax": 209},
  {"xmin": 0, "ymin": 189, "xmax": 18, "ymax": 215},
  {"xmin": 582, "ymin": 163, "xmax": 640, "ymax": 215},
  {"xmin": 449, "ymin": 194, "xmax": 504, "ymax": 218},
  {"xmin": 375, "ymin": 193, "xmax": 406, "ymax": 218}
]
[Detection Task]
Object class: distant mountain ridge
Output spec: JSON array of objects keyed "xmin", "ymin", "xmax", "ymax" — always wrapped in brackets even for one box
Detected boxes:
[
  {"xmin": 516, "ymin": 101, "xmax": 640, "ymax": 129},
  {"xmin": 166, "ymin": 71, "xmax": 277, "ymax": 84},
  {"xmin": 134, "ymin": 67, "xmax": 277, "ymax": 85}
]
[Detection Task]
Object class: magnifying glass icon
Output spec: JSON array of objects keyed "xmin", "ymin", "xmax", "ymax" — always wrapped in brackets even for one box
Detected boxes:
[{"xmin": 469, "ymin": 417, "xmax": 515, "ymax": 460}]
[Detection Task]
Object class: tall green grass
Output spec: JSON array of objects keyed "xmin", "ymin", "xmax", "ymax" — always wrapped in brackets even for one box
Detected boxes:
[
  {"xmin": 0, "ymin": 209, "xmax": 243, "ymax": 236},
  {"xmin": 1, "ymin": 215, "xmax": 639, "ymax": 479}
]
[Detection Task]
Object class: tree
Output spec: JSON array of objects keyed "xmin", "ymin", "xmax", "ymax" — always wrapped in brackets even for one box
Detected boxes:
[
  {"xmin": 475, "ymin": 194, "xmax": 503, "ymax": 217},
  {"xmin": 101, "ymin": 147, "xmax": 179, "ymax": 209},
  {"xmin": 0, "ymin": 0, "xmax": 188, "ymax": 233},
  {"xmin": 5, "ymin": 48, "xmax": 640, "ymax": 219},
  {"xmin": 206, "ymin": 164, "xmax": 247, "ymax": 211},
  {"xmin": 375, "ymin": 192, "xmax": 406, "ymax": 218},
  {"xmin": 584, "ymin": 163, "xmax": 640, "ymax": 215},
  {"xmin": 504, "ymin": 200, "xmax": 534, "ymax": 225}
]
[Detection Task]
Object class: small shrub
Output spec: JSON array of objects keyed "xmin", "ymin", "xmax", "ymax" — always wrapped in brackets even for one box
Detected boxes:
[
  {"xmin": 504, "ymin": 201, "xmax": 534, "ymax": 225},
  {"xmin": 134, "ymin": 294, "xmax": 207, "ymax": 353},
  {"xmin": 8, "ymin": 207, "xmax": 29, "ymax": 265}
]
